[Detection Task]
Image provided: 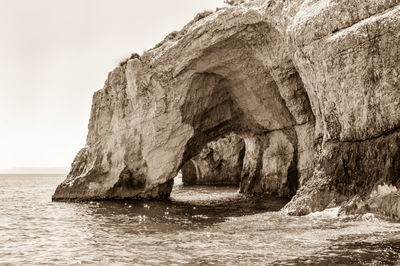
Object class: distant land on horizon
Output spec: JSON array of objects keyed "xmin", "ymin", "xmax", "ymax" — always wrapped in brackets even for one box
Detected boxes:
[{"xmin": 0, "ymin": 167, "xmax": 69, "ymax": 177}]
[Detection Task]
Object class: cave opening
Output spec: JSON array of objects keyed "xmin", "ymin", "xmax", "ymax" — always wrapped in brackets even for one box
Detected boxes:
[
  {"xmin": 167, "ymin": 38, "xmax": 306, "ymax": 201},
  {"xmin": 169, "ymin": 43, "xmax": 306, "ymax": 200}
]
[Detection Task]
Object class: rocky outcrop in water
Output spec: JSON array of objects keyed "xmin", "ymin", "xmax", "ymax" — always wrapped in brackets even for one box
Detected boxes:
[
  {"xmin": 181, "ymin": 133, "xmax": 244, "ymax": 185},
  {"xmin": 53, "ymin": 0, "xmax": 400, "ymax": 219}
]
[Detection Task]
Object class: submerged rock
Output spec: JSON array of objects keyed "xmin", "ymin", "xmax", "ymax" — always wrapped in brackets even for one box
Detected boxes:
[
  {"xmin": 53, "ymin": 0, "xmax": 400, "ymax": 219},
  {"xmin": 181, "ymin": 133, "xmax": 244, "ymax": 185}
]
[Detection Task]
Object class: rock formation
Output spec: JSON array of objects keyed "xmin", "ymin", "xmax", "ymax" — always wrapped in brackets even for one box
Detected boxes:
[
  {"xmin": 240, "ymin": 126, "xmax": 315, "ymax": 198},
  {"xmin": 181, "ymin": 133, "xmax": 244, "ymax": 186},
  {"xmin": 53, "ymin": 0, "xmax": 400, "ymax": 218}
]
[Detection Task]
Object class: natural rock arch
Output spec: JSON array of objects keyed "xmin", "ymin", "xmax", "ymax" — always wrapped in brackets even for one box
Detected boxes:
[
  {"xmin": 53, "ymin": 0, "xmax": 400, "ymax": 218},
  {"xmin": 53, "ymin": 17, "xmax": 313, "ymax": 201}
]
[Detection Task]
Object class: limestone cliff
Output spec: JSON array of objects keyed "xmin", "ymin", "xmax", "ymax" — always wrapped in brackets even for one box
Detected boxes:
[
  {"xmin": 181, "ymin": 133, "xmax": 244, "ymax": 186},
  {"xmin": 53, "ymin": 0, "xmax": 400, "ymax": 218}
]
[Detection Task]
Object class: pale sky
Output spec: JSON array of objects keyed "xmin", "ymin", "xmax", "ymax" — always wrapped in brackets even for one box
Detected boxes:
[{"xmin": 0, "ymin": 0, "xmax": 225, "ymax": 169}]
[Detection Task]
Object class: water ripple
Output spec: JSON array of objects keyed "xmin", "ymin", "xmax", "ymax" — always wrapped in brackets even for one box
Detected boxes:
[{"xmin": 1, "ymin": 176, "xmax": 400, "ymax": 265}]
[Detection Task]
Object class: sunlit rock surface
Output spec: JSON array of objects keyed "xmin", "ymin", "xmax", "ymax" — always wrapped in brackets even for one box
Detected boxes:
[
  {"xmin": 53, "ymin": 0, "xmax": 400, "ymax": 219},
  {"xmin": 181, "ymin": 133, "xmax": 244, "ymax": 185}
]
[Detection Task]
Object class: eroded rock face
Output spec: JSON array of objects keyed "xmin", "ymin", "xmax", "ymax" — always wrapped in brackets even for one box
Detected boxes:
[
  {"xmin": 282, "ymin": 0, "xmax": 400, "ymax": 216},
  {"xmin": 181, "ymin": 133, "xmax": 244, "ymax": 185},
  {"xmin": 53, "ymin": 0, "xmax": 400, "ymax": 219}
]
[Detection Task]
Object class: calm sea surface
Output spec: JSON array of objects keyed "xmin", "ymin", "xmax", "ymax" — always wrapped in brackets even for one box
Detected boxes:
[{"xmin": 1, "ymin": 175, "xmax": 400, "ymax": 265}]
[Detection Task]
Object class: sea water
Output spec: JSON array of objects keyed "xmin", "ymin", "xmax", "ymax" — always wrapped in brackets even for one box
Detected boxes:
[{"xmin": 1, "ymin": 175, "xmax": 400, "ymax": 265}]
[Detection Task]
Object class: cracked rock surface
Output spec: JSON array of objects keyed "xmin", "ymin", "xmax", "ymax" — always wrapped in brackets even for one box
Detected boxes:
[{"xmin": 53, "ymin": 0, "xmax": 400, "ymax": 219}]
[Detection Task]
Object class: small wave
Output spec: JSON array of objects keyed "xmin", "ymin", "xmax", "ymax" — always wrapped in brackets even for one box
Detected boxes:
[{"xmin": 306, "ymin": 207, "xmax": 340, "ymax": 219}]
